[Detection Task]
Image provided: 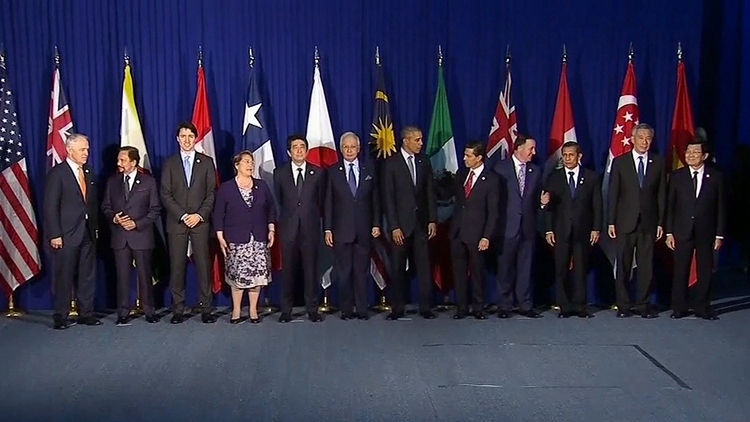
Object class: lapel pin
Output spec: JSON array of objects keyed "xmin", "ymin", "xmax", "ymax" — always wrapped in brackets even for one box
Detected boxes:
[
  {"xmin": 136, "ymin": 179, "xmax": 141, "ymax": 184},
  {"xmin": 649, "ymin": 159, "xmax": 653, "ymax": 163},
  {"xmin": 481, "ymin": 176, "xmax": 486, "ymax": 180},
  {"xmin": 309, "ymin": 170, "xmax": 314, "ymax": 175},
  {"xmin": 706, "ymin": 174, "xmax": 710, "ymax": 178},
  {"xmin": 529, "ymin": 168, "xmax": 533, "ymax": 172},
  {"xmin": 196, "ymin": 158, "xmax": 201, "ymax": 163},
  {"xmin": 580, "ymin": 178, "xmax": 584, "ymax": 184},
  {"xmin": 339, "ymin": 166, "xmax": 343, "ymax": 171}
]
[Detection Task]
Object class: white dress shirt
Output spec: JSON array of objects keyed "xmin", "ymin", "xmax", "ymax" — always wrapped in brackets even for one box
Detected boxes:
[
  {"xmin": 564, "ymin": 165, "xmax": 580, "ymax": 188},
  {"xmin": 689, "ymin": 165, "xmax": 705, "ymax": 197},
  {"xmin": 344, "ymin": 158, "xmax": 360, "ymax": 186},
  {"xmin": 123, "ymin": 169, "xmax": 137, "ymax": 190},
  {"xmin": 291, "ymin": 161, "xmax": 307, "ymax": 184},
  {"xmin": 464, "ymin": 163, "xmax": 484, "ymax": 189},
  {"xmin": 632, "ymin": 149, "xmax": 648, "ymax": 175}
]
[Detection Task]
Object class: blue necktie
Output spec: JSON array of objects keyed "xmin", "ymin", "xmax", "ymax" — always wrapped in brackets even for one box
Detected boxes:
[
  {"xmin": 348, "ymin": 163, "xmax": 357, "ymax": 196},
  {"xmin": 183, "ymin": 156, "xmax": 192, "ymax": 187},
  {"xmin": 568, "ymin": 171, "xmax": 576, "ymax": 198},
  {"xmin": 637, "ymin": 156, "xmax": 645, "ymax": 188}
]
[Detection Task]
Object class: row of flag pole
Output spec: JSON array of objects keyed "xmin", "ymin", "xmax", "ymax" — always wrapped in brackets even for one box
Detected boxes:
[{"xmin": 1, "ymin": 43, "xmax": 700, "ymax": 300}]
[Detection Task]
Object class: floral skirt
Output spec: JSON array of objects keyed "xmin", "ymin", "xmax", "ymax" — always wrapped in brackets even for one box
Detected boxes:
[{"xmin": 225, "ymin": 236, "xmax": 271, "ymax": 289}]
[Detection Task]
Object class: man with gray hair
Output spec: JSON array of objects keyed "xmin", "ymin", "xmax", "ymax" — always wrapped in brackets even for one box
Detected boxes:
[
  {"xmin": 44, "ymin": 133, "xmax": 101, "ymax": 329},
  {"xmin": 324, "ymin": 132, "xmax": 381, "ymax": 320},
  {"xmin": 607, "ymin": 123, "xmax": 667, "ymax": 318}
]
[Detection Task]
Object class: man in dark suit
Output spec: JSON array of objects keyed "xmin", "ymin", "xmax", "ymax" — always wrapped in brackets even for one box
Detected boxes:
[
  {"xmin": 543, "ymin": 141, "xmax": 602, "ymax": 318},
  {"xmin": 450, "ymin": 142, "xmax": 499, "ymax": 320},
  {"xmin": 43, "ymin": 133, "xmax": 101, "ymax": 329},
  {"xmin": 101, "ymin": 146, "xmax": 162, "ymax": 325},
  {"xmin": 381, "ymin": 125, "xmax": 438, "ymax": 320},
  {"xmin": 273, "ymin": 134, "xmax": 326, "ymax": 323},
  {"xmin": 324, "ymin": 132, "xmax": 381, "ymax": 320},
  {"xmin": 666, "ymin": 139, "xmax": 725, "ymax": 320},
  {"xmin": 607, "ymin": 123, "xmax": 666, "ymax": 318},
  {"xmin": 493, "ymin": 134, "xmax": 548, "ymax": 319},
  {"xmin": 160, "ymin": 121, "xmax": 217, "ymax": 324}
]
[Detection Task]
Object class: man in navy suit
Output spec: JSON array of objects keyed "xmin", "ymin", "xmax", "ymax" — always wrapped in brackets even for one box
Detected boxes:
[
  {"xmin": 381, "ymin": 126, "xmax": 438, "ymax": 320},
  {"xmin": 324, "ymin": 132, "xmax": 381, "ymax": 320},
  {"xmin": 450, "ymin": 142, "xmax": 499, "ymax": 320},
  {"xmin": 607, "ymin": 123, "xmax": 666, "ymax": 318},
  {"xmin": 273, "ymin": 134, "xmax": 326, "ymax": 323},
  {"xmin": 493, "ymin": 134, "xmax": 549, "ymax": 318},
  {"xmin": 102, "ymin": 146, "xmax": 162, "ymax": 325},
  {"xmin": 43, "ymin": 133, "xmax": 101, "ymax": 330}
]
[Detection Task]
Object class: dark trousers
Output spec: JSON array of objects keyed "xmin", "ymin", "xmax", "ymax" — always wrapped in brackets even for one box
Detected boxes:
[
  {"xmin": 389, "ymin": 231, "xmax": 432, "ymax": 314},
  {"xmin": 672, "ymin": 234, "xmax": 714, "ymax": 314},
  {"xmin": 496, "ymin": 233, "xmax": 534, "ymax": 312},
  {"xmin": 451, "ymin": 238, "xmax": 486, "ymax": 312},
  {"xmin": 280, "ymin": 237, "xmax": 319, "ymax": 314},
  {"xmin": 554, "ymin": 235, "xmax": 589, "ymax": 312},
  {"xmin": 168, "ymin": 230, "xmax": 212, "ymax": 314},
  {"xmin": 333, "ymin": 239, "xmax": 369, "ymax": 315},
  {"xmin": 114, "ymin": 247, "xmax": 155, "ymax": 317},
  {"xmin": 53, "ymin": 234, "xmax": 96, "ymax": 319},
  {"xmin": 615, "ymin": 223, "xmax": 654, "ymax": 311}
]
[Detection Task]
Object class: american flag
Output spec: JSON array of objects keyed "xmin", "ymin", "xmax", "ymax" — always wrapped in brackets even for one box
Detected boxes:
[
  {"xmin": 0, "ymin": 57, "xmax": 42, "ymax": 294},
  {"xmin": 46, "ymin": 67, "xmax": 74, "ymax": 169},
  {"xmin": 487, "ymin": 60, "xmax": 517, "ymax": 160}
]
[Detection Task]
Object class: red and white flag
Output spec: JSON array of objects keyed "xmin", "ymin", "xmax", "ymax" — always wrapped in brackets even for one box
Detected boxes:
[
  {"xmin": 0, "ymin": 59, "xmax": 41, "ymax": 294},
  {"xmin": 305, "ymin": 61, "xmax": 338, "ymax": 289},
  {"xmin": 668, "ymin": 59, "xmax": 699, "ymax": 287},
  {"xmin": 191, "ymin": 64, "xmax": 224, "ymax": 294},
  {"xmin": 46, "ymin": 67, "xmax": 74, "ymax": 169},
  {"xmin": 545, "ymin": 61, "xmax": 577, "ymax": 179},
  {"xmin": 487, "ymin": 63, "xmax": 517, "ymax": 159}
]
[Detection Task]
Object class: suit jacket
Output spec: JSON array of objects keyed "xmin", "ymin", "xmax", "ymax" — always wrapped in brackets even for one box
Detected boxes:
[
  {"xmin": 101, "ymin": 171, "xmax": 161, "ymax": 250},
  {"xmin": 44, "ymin": 161, "xmax": 98, "ymax": 246},
  {"xmin": 607, "ymin": 152, "xmax": 666, "ymax": 234},
  {"xmin": 324, "ymin": 159, "xmax": 380, "ymax": 244},
  {"xmin": 273, "ymin": 162, "xmax": 326, "ymax": 243},
  {"xmin": 492, "ymin": 158, "xmax": 542, "ymax": 239},
  {"xmin": 665, "ymin": 166, "xmax": 725, "ymax": 242},
  {"xmin": 159, "ymin": 152, "xmax": 216, "ymax": 234},
  {"xmin": 450, "ymin": 166, "xmax": 500, "ymax": 245},
  {"xmin": 213, "ymin": 178, "xmax": 277, "ymax": 244},
  {"xmin": 544, "ymin": 167, "xmax": 602, "ymax": 242},
  {"xmin": 381, "ymin": 152, "xmax": 437, "ymax": 237}
]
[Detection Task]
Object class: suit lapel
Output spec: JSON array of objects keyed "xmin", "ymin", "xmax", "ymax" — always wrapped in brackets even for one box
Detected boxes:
[
  {"xmin": 697, "ymin": 167, "xmax": 711, "ymax": 200},
  {"xmin": 398, "ymin": 154, "xmax": 418, "ymax": 192},
  {"xmin": 355, "ymin": 162, "xmax": 366, "ymax": 198}
]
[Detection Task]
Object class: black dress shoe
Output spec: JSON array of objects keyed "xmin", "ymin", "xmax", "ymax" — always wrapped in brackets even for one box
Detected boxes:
[
  {"xmin": 497, "ymin": 310, "xmax": 511, "ymax": 319},
  {"xmin": 420, "ymin": 311, "xmax": 436, "ymax": 319},
  {"xmin": 115, "ymin": 317, "xmax": 130, "ymax": 326},
  {"xmin": 201, "ymin": 313, "xmax": 217, "ymax": 324},
  {"xmin": 577, "ymin": 311, "xmax": 595, "ymax": 319},
  {"xmin": 616, "ymin": 310, "xmax": 632, "ymax": 318},
  {"xmin": 249, "ymin": 317, "xmax": 261, "ymax": 324},
  {"xmin": 340, "ymin": 312, "xmax": 354, "ymax": 320},
  {"xmin": 145, "ymin": 315, "xmax": 159, "ymax": 324},
  {"xmin": 386, "ymin": 311, "xmax": 404, "ymax": 320},
  {"xmin": 670, "ymin": 311, "xmax": 687, "ymax": 319},
  {"xmin": 356, "ymin": 313, "xmax": 369, "ymax": 321},
  {"xmin": 53, "ymin": 319, "xmax": 70, "ymax": 330},
  {"xmin": 473, "ymin": 312, "xmax": 487, "ymax": 320},
  {"xmin": 453, "ymin": 310, "xmax": 468, "ymax": 320},
  {"xmin": 230, "ymin": 317, "xmax": 243, "ymax": 324},
  {"xmin": 170, "ymin": 314, "xmax": 185, "ymax": 324},
  {"xmin": 519, "ymin": 310, "xmax": 542, "ymax": 318},
  {"xmin": 641, "ymin": 307, "xmax": 658, "ymax": 319},
  {"xmin": 278, "ymin": 313, "xmax": 292, "ymax": 323},
  {"xmin": 79, "ymin": 316, "xmax": 103, "ymax": 326},
  {"xmin": 558, "ymin": 311, "xmax": 572, "ymax": 318},
  {"xmin": 308, "ymin": 312, "xmax": 322, "ymax": 322},
  {"xmin": 697, "ymin": 312, "xmax": 719, "ymax": 321}
]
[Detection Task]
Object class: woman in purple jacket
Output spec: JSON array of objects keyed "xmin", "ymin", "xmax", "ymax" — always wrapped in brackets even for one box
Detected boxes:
[{"xmin": 214, "ymin": 151, "xmax": 276, "ymax": 323}]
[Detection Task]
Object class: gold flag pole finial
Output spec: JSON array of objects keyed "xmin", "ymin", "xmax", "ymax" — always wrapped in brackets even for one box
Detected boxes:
[
  {"xmin": 375, "ymin": 45, "xmax": 381, "ymax": 66},
  {"xmin": 628, "ymin": 42, "xmax": 634, "ymax": 62},
  {"xmin": 438, "ymin": 45, "xmax": 444, "ymax": 67},
  {"xmin": 677, "ymin": 42, "xmax": 683, "ymax": 62},
  {"xmin": 249, "ymin": 46, "xmax": 255, "ymax": 69},
  {"xmin": 562, "ymin": 44, "xmax": 568, "ymax": 63},
  {"xmin": 197, "ymin": 45, "xmax": 203, "ymax": 68}
]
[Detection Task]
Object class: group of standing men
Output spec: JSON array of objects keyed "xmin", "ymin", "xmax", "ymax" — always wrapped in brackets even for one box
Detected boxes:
[{"xmin": 43, "ymin": 121, "xmax": 724, "ymax": 329}]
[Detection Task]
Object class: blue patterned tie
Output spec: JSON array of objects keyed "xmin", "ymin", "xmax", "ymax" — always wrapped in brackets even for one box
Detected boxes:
[
  {"xmin": 183, "ymin": 156, "xmax": 192, "ymax": 187},
  {"xmin": 348, "ymin": 163, "xmax": 357, "ymax": 196},
  {"xmin": 518, "ymin": 163, "xmax": 526, "ymax": 196},
  {"xmin": 637, "ymin": 156, "xmax": 645, "ymax": 188},
  {"xmin": 568, "ymin": 171, "xmax": 576, "ymax": 198}
]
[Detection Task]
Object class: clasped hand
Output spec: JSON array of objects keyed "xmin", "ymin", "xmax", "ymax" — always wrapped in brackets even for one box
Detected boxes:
[{"xmin": 114, "ymin": 211, "xmax": 136, "ymax": 231}]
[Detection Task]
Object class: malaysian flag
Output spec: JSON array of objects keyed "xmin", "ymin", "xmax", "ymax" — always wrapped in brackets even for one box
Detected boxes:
[
  {"xmin": 0, "ymin": 54, "xmax": 42, "ymax": 294},
  {"xmin": 487, "ymin": 51, "xmax": 517, "ymax": 161},
  {"xmin": 46, "ymin": 58, "xmax": 74, "ymax": 170}
]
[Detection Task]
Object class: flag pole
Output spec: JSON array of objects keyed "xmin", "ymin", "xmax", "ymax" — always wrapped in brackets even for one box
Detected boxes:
[
  {"xmin": 432, "ymin": 44, "xmax": 456, "ymax": 313},
  {"xmin": 313, "ymin": 45, "xmax": 337, "ymax": 315},
  {"xmin": 370, "ymin": 45, "xmax": 392, "ymax": 314},
  {"xmin": 122, "ymin": 47, "xmax": 144, "ymax": 317},
  {"xmin": 53, "ymin": 46, "xmax": 79, "ymax": 318}
]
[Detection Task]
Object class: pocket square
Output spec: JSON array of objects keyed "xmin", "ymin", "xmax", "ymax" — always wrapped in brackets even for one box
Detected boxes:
[{"xmin": 365, "ymin": 175, "xmax": 373, "ymax": 181}]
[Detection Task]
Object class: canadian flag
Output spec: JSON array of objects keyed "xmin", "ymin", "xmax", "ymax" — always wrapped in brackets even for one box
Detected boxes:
[
  {"xmin": 545, "ymin": 60, "xmax": 577, "ymax": 180},
  {"xmin": 191, "ymin": 64, "xmax": 224, "ymax": 294}
]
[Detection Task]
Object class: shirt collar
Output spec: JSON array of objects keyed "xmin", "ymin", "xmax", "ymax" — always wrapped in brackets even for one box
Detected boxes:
[
  {"xmin": 180, "ymin": 150, "xmax": 196, "ymax": 160},
  {"xmin": 689, "ymin": 165, "xmax": 705, "ymax": 175},
  {"xmin": 400, "ymin": 147, "xmax": 415, "ymax": 161},
  {"xmin": 511, "ymin": 155, "xmax": 525, "ymax": 168},
  {"xmin": 292, "ymin": 161, "xmax": 307, "ymax": 172},
  {"xmin": 632, "ymin": 149, "xmax": 648, "ymax": 161},
  {"xmin": 470, "ymin": 163, "xmax": 485, "ymax": 177},
  {"xmin": 344, "ymin": 158, "xmax": 359, "ymax": 168},
  {"xmin": 66, "ymin": 157, "xmax": 83, "ymax": 171},
  {"xmin": 564, "ymin": 165, "xmax": 580, "ymax": 175},
  {"xmin": 123, "ymin": 168, "xmax": 138, "ymax": 179}
]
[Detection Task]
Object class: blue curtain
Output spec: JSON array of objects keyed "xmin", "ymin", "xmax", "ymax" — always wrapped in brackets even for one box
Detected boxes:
[{"xmin": 1, "ymin": 0, "xmax": 740, "ymax": 311}]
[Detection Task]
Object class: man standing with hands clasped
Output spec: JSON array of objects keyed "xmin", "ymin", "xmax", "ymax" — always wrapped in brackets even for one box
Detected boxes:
[{"xmin": 665, "ymin": 138, "xmax": 725, "ymax": 320}]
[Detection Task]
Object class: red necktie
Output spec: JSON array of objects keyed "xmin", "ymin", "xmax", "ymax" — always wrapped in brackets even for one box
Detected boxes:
[{"xmin": 464, "ymin": 171, "xmax": 474, "ymax": 197}]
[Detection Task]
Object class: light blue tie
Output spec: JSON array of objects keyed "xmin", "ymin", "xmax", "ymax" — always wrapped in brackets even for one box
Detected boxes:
[{"xmin": 183, "ymin": 156, "xmax": 192, "ymax": 187}]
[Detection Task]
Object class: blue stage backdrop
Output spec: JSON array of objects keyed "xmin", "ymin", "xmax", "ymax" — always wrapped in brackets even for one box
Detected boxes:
[{"xmin": 0, "ymin": 0, "xmax": 747, "ymax": 311}]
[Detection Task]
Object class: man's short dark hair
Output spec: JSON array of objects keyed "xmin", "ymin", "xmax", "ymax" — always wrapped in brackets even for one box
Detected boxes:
[
  {"xmin": 687, "ymin": 137, "xmax": 707, "ymax": 154},
  {"xmin": 561, "ymin": 141, "xmax": 582, "ymax": 155},
  {"xmin": 286, "ymin": 134, "xmax": 308, "ymax": 151},
  {"xmin": 119, "ymin": 146, "xmax": 140, "ymax": 165},
  {"xmin": 464, "ymin": 142, "xmax": 485, "ymax": 160},
  {"xmin": 514, "ymin": 133, "xmax": 535, "ymax": 149},
  {"xmin": 175, "ymin": 121, "xmax": 198, "ymax": 137}
]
